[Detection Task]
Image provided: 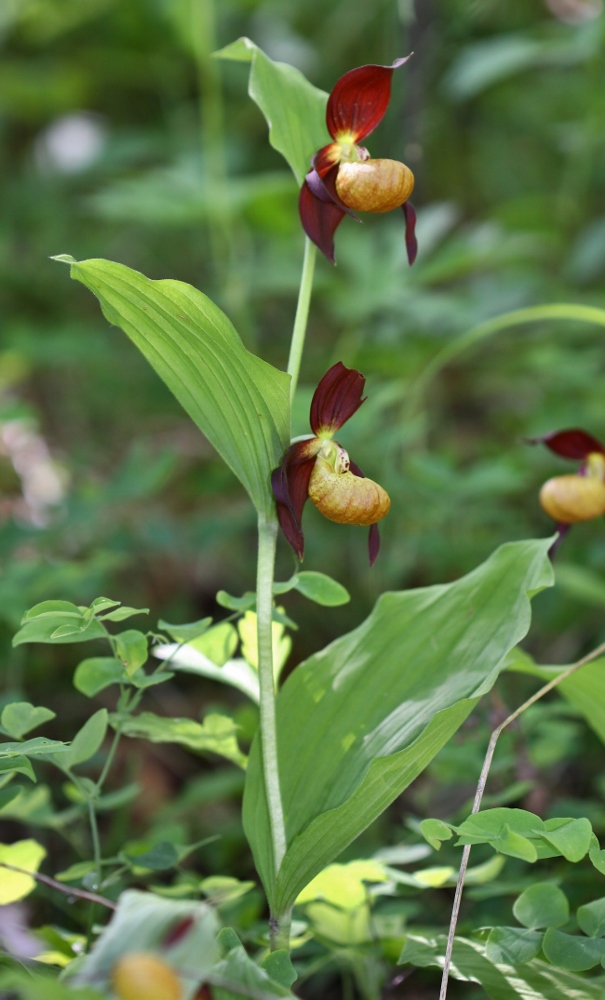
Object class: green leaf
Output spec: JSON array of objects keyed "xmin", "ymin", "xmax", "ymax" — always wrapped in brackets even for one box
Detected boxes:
[
  {"xmin": 542, "ymin": 928, "xmax": 605, "ymax": 972},
  {"xmin": 420, "ymin": 818, "xmax": 454, "ymax": 851},
  {"xmin": 62, "ymin": 709, "xmax": 108, "ymax": 769},
  {"xmin": 493, "ymin": 826, "xmax": 537, "ymax": 863},
  {"xmin": 1, "ymin": 703, "xmax": 55, "ymax": 740},
  {"xmin": 506, "ymin": 649, "xmax": 605, "ymax": 753},
  {"xmin": 513, "ymin": 883, "xmax": 569, "ymax": 930},
  {"xmin": 296, "ymin": 860, "xmax": 388, "ymax": 909},
  {"xmin": 261, "ymin": 951, "xmax": 297, "ymax": 989},
  {"xmin": 577, "ymin": 897, "xmax": 605, "ymax": 938},
  {"xmin": 73, "ymin": 657, "xmax": 126, "ymax": 697},
  {"xmin": 13, "ymin": 615, "xmax": 105, "ymax": 646},
  {"xmin": 22, "ymin": 600, "xmax": 83, "ymax": 621},
  {"xmin": 215, "ymin": 591, "xmax": 257, "ymax": 612},
  {"xmin": 455, "ymin": 808, "xmax": 545, "ymax": 845},
  {"xmin": 89, "ymin": 597, "xmax": 121, "ymax": 613},
  {"xmin": 0, "ymin": 969, "xmax": 107, "ymax": 1000},
  {"xmin": 0, "ymin": 839, "xmax": 46, "ymax": 903},
  {"xmin": 0, "ymin": 784, "xmax": 23, "ymax": 811},
  {"xmin": 200, "ymin": 876, "xmax": 255, "ymax": 907},
  {"xmin": 97, "ymin": 606, "xmax": 149, "ymax": 622},
  {"xmin": 244, "ymin": 538, "xmax": 553, "ymax": 912},
  {"xmin": 66, "ymin": 890, "xmax": 219, "ymax": 994},
  {"xmin": 210, "ymin": 939, "xmax": 293, "ymax": 1000},
  {"xmin": 288, "ymin": 571, "xmax": 350, "ymax": 606},
  {"xmin": 399, "ymin": 933, "xmax": 605, "ymax": 998},
  {"xmin": 158, "ymin": 616, "xmax": 213, "ymax": 642},
  {"xmin": 64, "ymin": 258, "xmax": 290, "ymax": 517},
  {"xmin": 123, "ymin": 841, "xmax": 179, "ymax": 871},
  {"xmin": 55, "ymin": 860, "xmax": 98, "ymax": 883},
  {"xmin": 486, "ymin": 927, "xmax": 542, "ymax": 966},
  {"xmin": 541, "ymin": 817, "xmax": 592, "ymax": 862},
  {"xmin": 215, "ymin": 37, "xmax": 328, "ymax": 186},
  {"xmin": 190, "ymin": 621, "xmax": 239, "ymax": 665},
  {"xmin": 115, "ymin": 711, "xmax": 247, "ymax": 769},
  {"xmin": 590, "ymin": 847, "xmax": 605, "ymax": 876},
  {"xmin": 115, "ymin": 629, "xmax": 148, "ymax": 676},
  {"xmin": 0, "ymin": 754, "xmax": 35, "ymax": 782}
]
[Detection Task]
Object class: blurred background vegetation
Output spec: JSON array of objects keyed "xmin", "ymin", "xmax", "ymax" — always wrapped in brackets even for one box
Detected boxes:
[{"xmin": 2, "ymin": 0, "xmax": 605, "ymax": 992}]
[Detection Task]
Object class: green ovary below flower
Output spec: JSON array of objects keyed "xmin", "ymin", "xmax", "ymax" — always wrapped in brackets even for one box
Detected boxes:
[{"xmin": 271, "ymin": 363, "xmax": 390, "ymax": 565}]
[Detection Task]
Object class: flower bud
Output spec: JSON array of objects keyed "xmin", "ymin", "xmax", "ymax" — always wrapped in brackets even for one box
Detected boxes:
[
  {"xmin": 539, "ymin": 474, "xmax": 605, "ymax": 523},
  {"xmin": 308, "ymin": 450, "xmax": 390, "ymax": 526},
  {"xmin": 112, "ymin": 952, "xmax": 182, "ymax": 1000},
  {"xmin": 335, "ymin": 158, "xmax": 414, "ymax": 213}
]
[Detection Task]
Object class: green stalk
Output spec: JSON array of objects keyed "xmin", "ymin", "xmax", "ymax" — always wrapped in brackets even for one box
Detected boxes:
[
  {"xmin": 256, "ymin": 513, "xmax": 289, "ymax": 949},
  {"xmin": 287, "ymin": 238, "xmax": 317, "ymax": 402},
  {"xmin": 404, "ymin": 303, "xmax": 605, "ymax": 424}
]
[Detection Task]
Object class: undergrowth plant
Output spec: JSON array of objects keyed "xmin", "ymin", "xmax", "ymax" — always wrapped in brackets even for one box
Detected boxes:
[{"xmin": 3, "ymin": 36, "xmax": 605, "ymax": 1000}]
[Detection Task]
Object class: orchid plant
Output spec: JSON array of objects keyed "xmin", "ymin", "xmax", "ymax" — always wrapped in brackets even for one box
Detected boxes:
[{"xmin": 6, "ymin": 36, "xmax": 605, "ymax": 1000}]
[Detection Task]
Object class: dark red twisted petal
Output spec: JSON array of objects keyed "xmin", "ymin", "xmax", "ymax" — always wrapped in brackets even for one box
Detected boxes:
[
  {"xmin": 327, "ymin": 56, "xmax": 412, "ymax": 143},
  {"xmin": 369, "ymin": 523, "xmax": 381, "ymax": 566},
  {"xmin": 402, "ymin": 201, "xmax": 418, "ymax": 266},
  {"xmin": 299, "ymin": 179, "xmax": 346, "ymax": 265},
  {"xmin": 271, "ymin": 439, "xmax": 320, "ymax": 559},
  {"xmin": 349, "ymin": 459, "xmax": 364, "ymax": 478},
  {"xmin": 310, "ymin": 362, "xmax": 366, "ymax": 436},
  {"xmin": 549, "ymin": 524, "xmax": 570, "ymax": 561},
  {"xmin": 527, "ymin": 428, "xmax": 605, "ymax": 460}
]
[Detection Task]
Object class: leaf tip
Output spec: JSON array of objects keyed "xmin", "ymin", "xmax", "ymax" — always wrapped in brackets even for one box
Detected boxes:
[{"xmin": 50, "ymin": 254, "xmax": 77, "ymax": 265}]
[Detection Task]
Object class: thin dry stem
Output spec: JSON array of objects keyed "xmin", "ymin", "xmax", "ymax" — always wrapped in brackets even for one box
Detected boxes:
[
  {"xmin": 438, "ymin": 639, "xmax": 605, "ymax": 1000},
  {"xmin": 0, "ymin": 861, "xmax": 116, "ymax": 910}
]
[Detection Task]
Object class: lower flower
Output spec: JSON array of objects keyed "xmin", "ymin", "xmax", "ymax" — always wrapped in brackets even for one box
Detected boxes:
[{"xmin": 272, "ymin": 363, "xmax": 390, "ymax": 565}]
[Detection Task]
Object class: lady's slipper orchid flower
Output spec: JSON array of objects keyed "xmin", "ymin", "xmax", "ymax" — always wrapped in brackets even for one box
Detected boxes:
[
  {"xmin": 530, "ymin": 429, "xmax": 605, "ymax": 544},
  {"xmin": 271, "ymin": 362, "xmax": 390, "ymax": 566},
  {"xmin": 299, "ymin": 57, "xmax": 417, "ymax": 266}
]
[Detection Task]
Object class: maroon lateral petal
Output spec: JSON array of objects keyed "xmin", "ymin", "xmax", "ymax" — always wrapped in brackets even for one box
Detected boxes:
[
  {"xmin": 528, "ymin": 428, "xmax": 605, "ymax": 461},
  {"xmin": 272, "ymin": 465, "xmax": 304, "ymax": 559},
  {"xmin": 368, "ymin": 523, "xmax": 381, "ymax": 566},
  {"xmin": 549, "ymin": 524, "xmax": 570, "ymax": 561},
  {"xmin": 271, "ymin": 440, "xmax": 320, "ymax": 559},
  {"xmin": 299, "ymin": 179, "xmax": 346, "ymax": 264},
  {"xmin": 402, "ymin": 201, "xmax": 418, "ymax": 266},
  {"xmin": 327, "ymin": 56, "xmax": 412, "ymax": 143},
  {"xmin": 310, "ymin": 362, "xmax": 366, "ymax": 436},
  {"xmin": 349, "ymin": 459, "xmax": 364, "ymax": 478}
]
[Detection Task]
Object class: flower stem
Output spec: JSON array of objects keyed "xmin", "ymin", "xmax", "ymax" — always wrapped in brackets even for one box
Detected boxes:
[
  {"xmin": 256, "ymin": 513, "xmax": 289, "ymax": 947},
  {"xmin": 287, "ymin": 238, "xmax": 317, "ymax": 403},
  {"xmin": 438, "ymin": 638, "xmax": 605, "ymax": 1000}
]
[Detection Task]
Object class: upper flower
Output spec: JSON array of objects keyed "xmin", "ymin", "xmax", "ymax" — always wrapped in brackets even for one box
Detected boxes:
[
  {"xmin": 299, "ymin": 57, "xmax": 417, "ymax": 266},
  {"xmin": 271, "ymin": 363, "xmax": 390, "ymax": 566},
  {"xmin": 530, "ymin": 428, "xmax": 605, "ymax": 530}
]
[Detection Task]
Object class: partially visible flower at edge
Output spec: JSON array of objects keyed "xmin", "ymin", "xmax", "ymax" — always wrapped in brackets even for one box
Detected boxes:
[
  {"xmin": 299, "ymin": 57, "xmax": 417, "ymax": 266},
  {"xmin": 272, "ymin": 363, "xmax": 391, "ymax": 566},
  {"xmin": 529, "ymin": 427, "xmax": 605, "ymax": 554}
]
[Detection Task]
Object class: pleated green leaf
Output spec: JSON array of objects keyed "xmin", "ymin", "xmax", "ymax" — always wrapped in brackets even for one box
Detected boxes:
[
  {"xmin": 57, "ymin": 257, "xmax": 290, "ymax": 517},
  {"xmin": 215, "ymin": 38, "xmax": 328, "ymax": 186},
  {"xmin": 399, "ymin": 933, "xmax": 605, "ymax": 999},
  {"xmin": 243, "ymin": 538, "xmax": 553, "ymax": 912}
]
